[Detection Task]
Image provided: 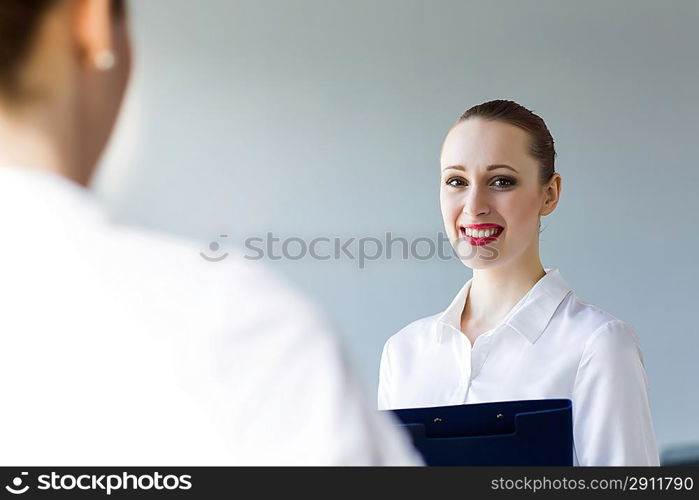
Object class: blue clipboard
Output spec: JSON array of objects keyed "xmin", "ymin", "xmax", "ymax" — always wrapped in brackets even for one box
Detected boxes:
[{"xmin": 384, "ymin": 399, "xmax": 573, "ymax": 466}]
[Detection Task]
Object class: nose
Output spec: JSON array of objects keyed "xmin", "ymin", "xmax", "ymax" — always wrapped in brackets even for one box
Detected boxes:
[{"xmin": 462, "ymin": 184, "xmax": 491, "ymax": 217}]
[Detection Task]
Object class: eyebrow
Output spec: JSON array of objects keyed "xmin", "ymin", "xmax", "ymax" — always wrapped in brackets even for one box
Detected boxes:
[{"xmin": 441, "ymin": 164, "xmax": 519, "ymax": 174}]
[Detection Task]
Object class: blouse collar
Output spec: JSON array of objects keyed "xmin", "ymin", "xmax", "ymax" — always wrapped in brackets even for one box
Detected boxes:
[{"xmin": 434, "ymin": 267, "xmax": 573, "ymax": 344}]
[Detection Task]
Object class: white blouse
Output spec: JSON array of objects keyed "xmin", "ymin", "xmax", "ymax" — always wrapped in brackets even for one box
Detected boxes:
[
  {"xmin": 378, "ymin": 267, "xmax": 659, "ymax": 466},
  {"xmin": 0, "ymin": 165, "xmax": 421, "ymax": 465}
]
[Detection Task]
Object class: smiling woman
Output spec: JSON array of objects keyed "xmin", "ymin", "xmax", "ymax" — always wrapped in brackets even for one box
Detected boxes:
[{"xmin": 378, "ymin": 99, "xmax": 660, "ymax": 466}]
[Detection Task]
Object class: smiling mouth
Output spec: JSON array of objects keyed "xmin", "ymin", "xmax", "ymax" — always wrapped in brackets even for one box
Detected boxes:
[{"xmin": 460, "ymin": 226, "xmax": 504, "ymax": 245}]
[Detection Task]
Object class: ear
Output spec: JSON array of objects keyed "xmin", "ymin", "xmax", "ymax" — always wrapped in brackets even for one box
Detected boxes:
[
  {"xmin": 540, "ymin": 173, "xmax": 562, "ymax": 217},
  {"xmin": 72, "ymin": 0, "xmax": 115, "ymax": 70}
]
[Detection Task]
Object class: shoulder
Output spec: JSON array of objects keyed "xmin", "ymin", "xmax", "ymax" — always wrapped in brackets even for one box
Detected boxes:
[
  {"xmin": 557, "ymin": 293, "xmax": 638, "ymax": 346},
  {"xmin": 100, "ymin": 221, "xmax": 329, "ymax": 339},
  {"xmin": 105, "ymin": 222, "xmax": 301, "ymax": 294},
  {"xmin": 580, "ymin": 317, "xmax": 643, "ymax": 366},
  {"xmin": 560, "ymin": 295, "xmax": 645, "ymax": 374}
]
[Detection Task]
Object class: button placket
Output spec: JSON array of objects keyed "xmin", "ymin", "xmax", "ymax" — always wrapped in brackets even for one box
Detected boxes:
[
  {"xmin": 470, "ymin": 329, "xmax": 495, "ymax": 379},
  {"xmin": 454, "ymin": 326, "xmax": 472, "ymax": 402}
]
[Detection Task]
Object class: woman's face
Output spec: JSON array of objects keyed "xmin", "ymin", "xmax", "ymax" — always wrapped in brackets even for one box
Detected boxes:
[{"xmin": 439, "ymin": 117, "xmax": 558, "ymax": 270}]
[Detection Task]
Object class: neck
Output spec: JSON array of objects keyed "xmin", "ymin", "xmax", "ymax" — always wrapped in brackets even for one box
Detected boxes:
[
  {"xmin": 0, "ymin": 102, "xmax": 92, "ymax": 187},
  {"xmin": 463, "ymin": 245, "xmax": 546, "ymax": 326}
]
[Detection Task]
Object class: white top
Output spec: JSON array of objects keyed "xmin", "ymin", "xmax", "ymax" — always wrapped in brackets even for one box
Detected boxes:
[
  {"xmin": 0, "ymin": 165, "xmax": 421, "ymax": 466},
  {"xmin": 378, "ymin": 267, "xmax": 659, "ymax": 466}
]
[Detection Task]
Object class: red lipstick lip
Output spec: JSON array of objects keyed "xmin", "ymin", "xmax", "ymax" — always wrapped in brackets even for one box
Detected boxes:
[
  {"xmin": 459, "ymin": 224, "xmax": 504, "ymax": 247},
  {"xmin": 462, "ymin": 223, "xmax": 504, "ymax": 230}
]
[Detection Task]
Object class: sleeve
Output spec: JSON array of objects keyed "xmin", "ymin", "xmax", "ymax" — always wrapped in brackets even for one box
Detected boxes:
[
  {"xmin": 571, "ymin": 319, "xmax": 659, "ymax": 466},
  {"xmin": 378, "ymin": 339, "xmax": 393, "ymax": 410},
  {"xmin": 208, "ymin": 263, "xmax": 422, "ymax": 465}
]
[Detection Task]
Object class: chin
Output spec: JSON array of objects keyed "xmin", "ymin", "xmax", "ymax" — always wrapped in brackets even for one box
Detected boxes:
[
  {"xmin": 461, "ymin": 255, "xmax": 501, "ymax": 269},
  {"xmin": 451, "ymin": 235, "xmax": 500, "ymax": 262}
]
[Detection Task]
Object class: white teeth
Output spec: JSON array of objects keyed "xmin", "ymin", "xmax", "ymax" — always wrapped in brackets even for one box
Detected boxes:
[{"xmin": 463, "ymin": 227, "xmax": 501, "ymax": 238}]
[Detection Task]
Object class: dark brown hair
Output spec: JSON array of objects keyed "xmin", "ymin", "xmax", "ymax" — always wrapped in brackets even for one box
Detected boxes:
[
  {"xmin": 458, "ymin": 99, "xmax": 556, "ymax": 184},
  {"xmin": 0, "ymin": 0, "xmax": 125, "ymax": 98}
]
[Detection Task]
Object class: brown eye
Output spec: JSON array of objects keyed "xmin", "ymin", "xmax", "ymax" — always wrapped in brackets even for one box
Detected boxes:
[
  {"xmin": 446, "ymin": 177, "xmax": 466, "ymax": 187},
  {"xmin": 492, "ymin": 177, "xmax": 516, "ymax": 188}
]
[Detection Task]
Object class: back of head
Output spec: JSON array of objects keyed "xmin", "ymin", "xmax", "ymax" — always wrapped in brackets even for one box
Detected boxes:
[
  {"xmin": 0, "ymin": 0, "xmax": 125, "ymax": 100},
  {"xmin": 0, "ymin": 0, "xmax": 56, "ymax": 100},
  {"xmin": 0, "ymin": 0, "xmax": 129, "ymax": 185}
]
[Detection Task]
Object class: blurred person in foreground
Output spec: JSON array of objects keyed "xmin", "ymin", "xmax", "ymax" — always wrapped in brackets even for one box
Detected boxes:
[{"xmin": 0, "ymin": 0, "xmax": 420, "ymax": 466}]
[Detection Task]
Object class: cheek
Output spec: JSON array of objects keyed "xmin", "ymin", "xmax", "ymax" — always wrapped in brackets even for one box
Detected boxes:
[
  {"xmin": 500, "ymin": 191, "xmax": 541, "ymax": 232},
  {"xmin": 439, "ymin": 189, "xmax": 462, "ymax": 222}
]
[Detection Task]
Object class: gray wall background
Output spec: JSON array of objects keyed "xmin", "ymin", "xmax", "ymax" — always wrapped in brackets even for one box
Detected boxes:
[{"xmin": 93, "ymin": 0, "xmax": 699, "ymax": 455}]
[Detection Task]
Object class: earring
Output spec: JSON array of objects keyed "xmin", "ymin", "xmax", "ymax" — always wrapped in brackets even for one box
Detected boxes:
[{"xmin": 94, "ymin": 50, "xmax": 116, "ymax": 71}]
